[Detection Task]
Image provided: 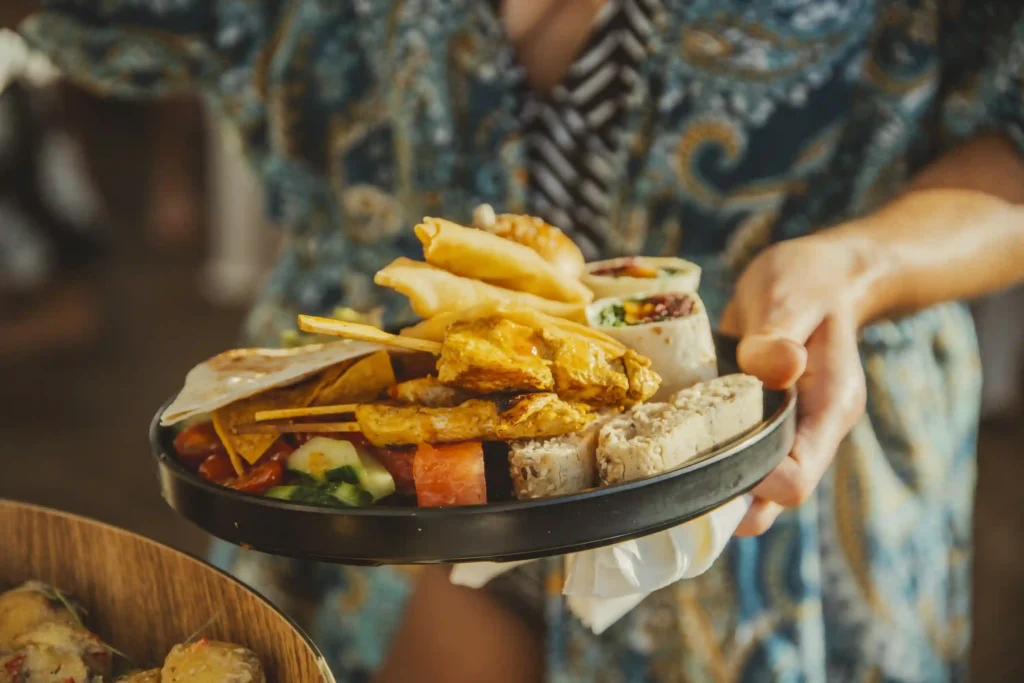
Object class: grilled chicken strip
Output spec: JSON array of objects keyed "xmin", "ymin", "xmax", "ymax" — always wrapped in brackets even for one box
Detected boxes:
[
  {"xmin": 354, "ymin": 394, "xmax": 597, "ymax": 447},
  {"xmin": 386, "ymin": 375, "xmax": 468, "ymax": 407},
  {"xmin": 436, "ymin": 317, "xmax": 660, "ymax": 405}
]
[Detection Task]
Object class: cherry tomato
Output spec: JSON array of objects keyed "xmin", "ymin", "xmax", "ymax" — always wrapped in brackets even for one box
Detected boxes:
[
  {"xmin": 197, "ymin": 452, "xmax": 236, "ymax": 484},
  {"xmin": 173, "ymin": 422, "xmax": 226, "ymax": 469},
  {"xmin": 225, "ymin": 460, "xmax": 285, "ymax": 495},
  {"xmin": 374, "ymin": 447, "xmax": 417, "ymax": 496},
  {"xmin": 262, "ymin": 439, "xmax": 295, "ymax": 465}
]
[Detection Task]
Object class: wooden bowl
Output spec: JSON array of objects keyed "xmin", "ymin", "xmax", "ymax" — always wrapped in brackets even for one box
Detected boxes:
[{"xmin": 0, "ymin": 499, "xmax": 335, "ymax": 682}]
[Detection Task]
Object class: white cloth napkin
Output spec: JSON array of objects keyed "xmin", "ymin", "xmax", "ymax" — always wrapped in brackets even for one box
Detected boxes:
[{"xmin": 450, "ymin": 493, "xmax": 752, "ymax": 634}]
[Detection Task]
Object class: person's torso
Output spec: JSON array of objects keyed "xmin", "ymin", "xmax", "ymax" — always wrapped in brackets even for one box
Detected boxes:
[{"xmin": 228, "ymin": 0, "xmax": 966, "ymax": 342}]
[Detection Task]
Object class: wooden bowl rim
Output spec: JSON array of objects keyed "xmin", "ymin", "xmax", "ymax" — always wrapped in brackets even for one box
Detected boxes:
[{"xmin": 0, "ymin": 498, "xmax": 337, "ymax": 683}]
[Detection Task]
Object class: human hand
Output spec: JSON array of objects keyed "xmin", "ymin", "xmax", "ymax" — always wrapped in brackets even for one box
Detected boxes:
[{"xmin": 720, "ymin": 234, "xmax": 876, "ymax": 536}]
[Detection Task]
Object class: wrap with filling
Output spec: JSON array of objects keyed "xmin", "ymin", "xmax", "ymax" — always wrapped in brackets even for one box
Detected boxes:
[
  {"xmin": 586, "ymin": 292, "xmax": 717, "ymax": 400},
  {"xmin": 582, "ymin": 256, "xmax": 701, "ymax": 299},
  {"xmin": 161, "ymin": 341, "xmax": 388, "ymax": 427}
]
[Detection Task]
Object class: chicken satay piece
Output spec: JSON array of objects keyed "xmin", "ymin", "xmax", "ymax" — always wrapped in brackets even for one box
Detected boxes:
[
  {"xmin": 353, "ymin": 394, "xmax": 596, "ymax": 447},
  {"xmin": 621, "ymin": 349, "xmax": 662, "ymax": 403},
  {"xmin": 437, "ymin": 317, "xmax": 553, "ymax": 395},
  {"xmin": 161, "ymin": 639, "xmax": 265, "ymax": 683},
  {"xmin": 386, "ymin": 375, "xmax": 468, "ymax": 407},
  {"xmin": 438, "ymin": 317, "xmax": 660, "ymax": 405}
]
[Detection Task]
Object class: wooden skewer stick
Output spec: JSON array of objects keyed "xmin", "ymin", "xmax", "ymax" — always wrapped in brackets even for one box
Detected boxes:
[
  {"xmin": 297, "ymin": 315, "xmax": 443, "ymax": 354},
  {"xmin": 234, "ymin": 422, "xmax": 363, "ymax": 435},
  {"xmin": 254, "ymin": 404, "xmax": 358, "ymax": 422}
]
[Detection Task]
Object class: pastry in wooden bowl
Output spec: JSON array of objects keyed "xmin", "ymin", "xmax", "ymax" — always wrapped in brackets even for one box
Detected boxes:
[{"xmin": 0, "ymin": 500, "xmax": 334, "ymax": 682}]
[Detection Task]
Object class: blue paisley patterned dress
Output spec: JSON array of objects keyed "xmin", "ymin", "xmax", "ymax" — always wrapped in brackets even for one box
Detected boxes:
[{"xmin": 22, "ymin": 1, "xmax": 1024, "ymax": 680}]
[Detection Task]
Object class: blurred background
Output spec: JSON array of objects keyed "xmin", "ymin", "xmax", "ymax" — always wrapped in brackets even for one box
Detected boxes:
[{"xmin": 0, "ymin": 22, "xmax": 1022, "ymax": 683}]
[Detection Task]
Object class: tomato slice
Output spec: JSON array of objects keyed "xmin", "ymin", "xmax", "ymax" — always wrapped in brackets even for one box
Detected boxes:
[
  {"xmin": 172, "ymin": 422, "xmax": 226, "ymax": 469},
  {"xmin": 413, "ymin": 442, "xmax": 486, "ymax": 507},
  {"xmin": 374, "ymin": 447, "xmax": 417, "ymax": 496}
]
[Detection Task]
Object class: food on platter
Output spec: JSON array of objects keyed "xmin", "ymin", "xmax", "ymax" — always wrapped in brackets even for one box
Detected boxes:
[
  {"xmin": 0, "ymin": 582, "xmax": 265, "ymax": 683},
  {"xmin": 472, "ymin": 203, "xmax": 586, "ymax": 278},
  {"xmin": 399, "ymin": 301, "xmax": 624, "ymax": 355},
  {"xmin": 414, "ymin": 442, "xmax": 487, "ymax": 507},
  {"xmin": 509, "ymin": 410, "xmax": 619, "ymax": 499},
  {"xmin": 587, "ymin": 292, "xmax": 717, "ymax": 400},
  {"xmin": 582, "ymin": 256, "xmax": 701, "ymax": 299},
  {"xmin": 161, "ymin": 340, "xmax": 386, "ymax": 427},
  {"xmin": 597, "ymin": 374, "xmax": 764, "ymax": 485},
  {"xmin": 387, "ymin": 375, "xmax": 468, "ymax": 407},
  {"xmin": 280, "ymin": 306, "xmax": 385, "ymax": 347},
  {"xmin": 374, "ymin": 258, "xmax": 586, "ymax": 321},
  {"xmin": 299, "ymin": 315, "xmax": 659, "ymax": 406},
  {"xmin": 160, "ymin": 210, "xmax": 770, "ymax": 509},
  {"xmin": 416, "ymin": 217, "xmax": 592, "ymax": 303}
]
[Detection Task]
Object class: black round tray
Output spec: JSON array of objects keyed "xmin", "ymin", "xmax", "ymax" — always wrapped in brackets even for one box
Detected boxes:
[{"xmin": 151, "ymin": 334, "xmax": 795, "ymax": 565}]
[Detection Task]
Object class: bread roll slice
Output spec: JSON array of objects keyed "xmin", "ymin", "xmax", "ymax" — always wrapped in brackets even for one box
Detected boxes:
[
  {"xmin": 597, "ymin": 374, "xmax": 763, "ymax": 485},
  {"xmin": 509, "ymin": 411, "xmax": 618, "ymax": 499}
]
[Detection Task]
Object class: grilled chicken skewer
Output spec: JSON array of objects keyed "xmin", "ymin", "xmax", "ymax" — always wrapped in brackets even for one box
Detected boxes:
[
  {"xmin": 297, "ymin": 315, "xmax": 661, "ymax": 406},
  {"xmin": 238, "ymin": 393, "xmax": 597, "ymax": 447}
]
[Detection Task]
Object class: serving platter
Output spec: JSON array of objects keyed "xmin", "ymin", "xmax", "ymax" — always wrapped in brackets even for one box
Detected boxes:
[
  {"xmin": 151, "ymin": 334, "xmax": 795, "ymax": 565},
  {"xmin": 0, "ymin": 499, "xmax": 335, "ymax": 682}
]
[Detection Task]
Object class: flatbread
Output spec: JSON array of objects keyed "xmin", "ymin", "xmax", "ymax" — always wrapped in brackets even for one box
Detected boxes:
[
  {"xmin": 210, "ymin": 350, "xmax": 398, "ymax": 469},
  {"xmin": 161, "ymin": 341, "xmax": 386, "ymax": 426}
]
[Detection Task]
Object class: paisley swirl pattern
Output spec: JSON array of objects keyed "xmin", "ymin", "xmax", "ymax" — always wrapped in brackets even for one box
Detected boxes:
[{"xmin": 20, "ymin": 0, "xmax": 1021, "ymax": 680}]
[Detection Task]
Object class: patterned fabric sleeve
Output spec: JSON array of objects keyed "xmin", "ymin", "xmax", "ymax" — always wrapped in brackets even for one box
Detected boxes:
[
  {"xmin": 940, "ymin": 0, "xmax": 1024, "ymax": 151},
  {"xmin": 21, "ymin": 2, "xmax": 217, "ymax": 98}
]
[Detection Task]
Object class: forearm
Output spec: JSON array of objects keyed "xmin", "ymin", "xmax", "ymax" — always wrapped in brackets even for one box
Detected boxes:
[{"xmin": 820, "ymin": 135, "xmax": 1024, "ymax": 324}]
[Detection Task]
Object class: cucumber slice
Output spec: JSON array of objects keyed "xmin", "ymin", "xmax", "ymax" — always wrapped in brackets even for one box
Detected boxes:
[
  {"xmin": 331, "ymin": 482, "xmax": 374, "ymax": 507},
  {"xmin": 287, "ymin": 437, "xmax": 396, "ymax": 501},
  {"xmin": 265, "ymin": 486, "xmax": 299, "ymax": 500}
]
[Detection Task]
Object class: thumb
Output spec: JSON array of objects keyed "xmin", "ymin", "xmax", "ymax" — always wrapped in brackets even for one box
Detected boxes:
[{"xmin": 736, "ymin": 301, "xmax": 824, "ymax": 390}]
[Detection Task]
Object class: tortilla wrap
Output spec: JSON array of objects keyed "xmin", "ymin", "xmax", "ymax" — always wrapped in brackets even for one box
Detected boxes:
[
  {"xmin": 210, "ymin": 350, "xmax": 397, "ymax": 469},
  {"xmin": 160, "ymin": 341, "xmax": 387, "ymax": 426},
  {"xmin": 582, "ymin": 257, "xmax": 701, "ymax": 299},
  {"xmin": 586, "ymin": 292, "xmax": 717, "ymax": 401}
]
